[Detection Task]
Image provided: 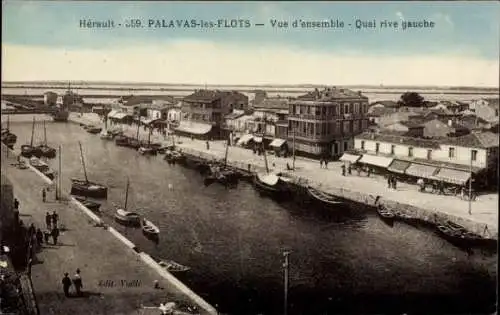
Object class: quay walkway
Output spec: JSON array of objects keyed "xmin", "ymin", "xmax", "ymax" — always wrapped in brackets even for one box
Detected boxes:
[
  {"xmin": 1, "ymin": 144, "xmax": 216, "ymax": 315},
  {"xmin": 70, "ymin": 113, "xmax": 498, "ymax": 239}
]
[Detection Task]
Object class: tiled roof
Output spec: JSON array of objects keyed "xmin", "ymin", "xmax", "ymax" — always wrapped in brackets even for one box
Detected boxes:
[
  {"xmin": 356, "ymin": 132, "xmax": 441, "ymax": 149},
  {"xmin": 184, "ymin": 90, "xmax": 245, "ymax": 103},
  {"xmin": 400, "ymin": 121, "xmax": 424, "ymax": 128},
  {"xmin": 370, "ymin": 100, "xmax": 398, "ymax": 107},
  {"xmin": 254, "ymin": 98, "xmax": 290, "ymax": 110},
  {"xmin": 122, "ymin": 95, "xmax": 175, "ymax": 106},
  {"xmin": 485, "ymin": 98, "xmax": 499, "ymax": 109},
  {"xmin": 297, "ymin": 87, "xmax": 367, "ymax": 101},
  {"xmin": 367, "ymin": 107, "xmax": 396, "ymax": 117}
]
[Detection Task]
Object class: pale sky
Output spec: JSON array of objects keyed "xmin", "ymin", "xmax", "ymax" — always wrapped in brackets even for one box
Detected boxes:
[{"xmin": 2, "ymin": 1, "xmax": 499, "ymax": 87}]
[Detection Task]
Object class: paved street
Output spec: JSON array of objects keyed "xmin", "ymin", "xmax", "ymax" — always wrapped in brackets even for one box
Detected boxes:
[
  {"xmin": 71, "ymin": 113, "xmax": 498, "ymax": 237},
  {"xmin": 1, "ymin": 144, "xmax": 208, "ymax": 315}
]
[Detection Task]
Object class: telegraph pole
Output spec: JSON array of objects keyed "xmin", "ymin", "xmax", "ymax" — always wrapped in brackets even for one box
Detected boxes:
[
  {"xmin": 468, "ymin": 152, "xmax": 472, "ymax": 215},
  {"xmin": 283, "ymin": 250, "xmax": 290, "ymax": 315}
]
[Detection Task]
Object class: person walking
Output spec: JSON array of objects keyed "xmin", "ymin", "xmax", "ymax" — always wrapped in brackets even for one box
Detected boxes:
[
  {"xmin": 387, "ymin": 175, "xmax": 392, "ymax": 188},
  {"xmin": 28, "ymin": 223, "xmax": 36, "ymax": 237},
  {"xmin": 36, "ymin": 228, "xmax": 44, "ymax": 247},
  {"xmin": 73, "ymin": 269, "xmax": 83, "ymax": 296},
  {"xmin": 14, "ymin": 198, "xmax": 19, "ymax": 211},
  {"xmin": 45, "ymin": 212, "xmax": 52, "ymax": 230},
  {"xmin": 62, "ymin": 273, "xmax": 72, "ymax": 297},
  {"xmin": 324, "ymin": 158, "xmax": 329, "ymax": 169},
  {"xmin": 320, "ymin": 159, "xmax": 323, "ymax": 168},
  {"xmin": 52, "ymin": 211, "xmax": 59, "ymax": 228},
  {"xmin": 347, "ymin": 163, "xmax": 351, "ymax": 175},
  {"xmin": 44, "ymin": 230, "xmax": 51, "ymax": 244},
  {"xmin": 51, "ymin": 226, "xmax": 60, "ymax": 245},
  {"xmin": 367, "ymin": 167, "xmax": 372, "ymax": 177},
  {"xmin": 42, "ymin": 188, "xmax": 46, "ymax": 203},
  {"xmin": 341, "ymin": 164, "xmax": 346, "ymax": 176},
  {"xmin": 392, "ymin": 177, "xmax": 397, "ymax": 189}
]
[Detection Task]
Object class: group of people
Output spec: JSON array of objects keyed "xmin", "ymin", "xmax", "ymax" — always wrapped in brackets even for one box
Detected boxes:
[
  {"xmin": 61, "ymin": 269, "xmax": 83, "ymax": 297},
  {"xmin": 387, "ymin": 174, "xmax": 398, "ymax": 189},
  {"xmin": 45, "ymin": 211, "xmax": 60, "ymax": 245},
  {"xmin": 319, "ymin": 158, "xmax": 330, "ymax": 169}
]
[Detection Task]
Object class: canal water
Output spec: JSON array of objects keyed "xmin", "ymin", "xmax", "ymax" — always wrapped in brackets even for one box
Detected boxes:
[{"xmin": 6, "ymin": 117, "xmax": 497, "ymax": 315}]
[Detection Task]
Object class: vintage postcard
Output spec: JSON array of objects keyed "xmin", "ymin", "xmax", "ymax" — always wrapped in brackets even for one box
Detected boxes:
[{"xmin": 1, "ymin": 1, "xmax": 498, "ymax": 315}]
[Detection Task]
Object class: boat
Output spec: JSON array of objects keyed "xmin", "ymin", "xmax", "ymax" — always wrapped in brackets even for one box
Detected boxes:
[
  {"xmin": 20, "ymin": 118, "xmax": 42, "ymax": 158},
  {"xmin": 141, "ymin": 218, "xmax": 160, "ymax": 240},
  {"xmin": 376, "ymin": 204, "xmax": 395, "ymax": 220},
  {"xmin": 51, "ymin": 109, "xmax": 69, "ymax": 122},
  {"xmin": 114, "ymin": 209, "xmax": 141, "ymax": 227},
  {"xmin": 115, "ymin": 134, "xmax": 130, "ymax": 146},
  {"xmin": 138, "ymin": 128, "xmax": 158, "ymax": 155},
  {"xmin": 253, "ymin": 173, "xmax": 291, "ymax": 198},
  {"xmin": 74, "ymin": 197, "xmax": 101, "ymax": 212},
  {"xmin": 210, "ymin": 139, "xmax": 239, "ymax": 186},
  {"xmin": 395, "ymin": 212, "xmax": 420, "ymax": 226},
  {"xmin": 36, "ymin": 120, "xmax": 57, "ymax": 158},
  {"xmin": 151, "ymin": 256, "xmax": 190, "ymax": 272},
  {"xmin": 86, "ymin": 125, "xmax": 102, "ymax": 134},
  {"xmin": 1, "ymin": 117, "xmax": 17, "ymax": 149},
  {"xmin": 70, "ymin": 142, "xmax": 108, "ymax": 199},
  {"xmin": 99, "ymin": 130, "xmax": 114, "ymax": 140},
  {"xmin": 127, "ymin": 138, "xmax": 141, "ymax": 149},
  {"xmin": 306, "ymin": 186, "xmax": 343, "ymax": 206},
  {"xmin": 29, "ymin": 157, "xmax": 55, "ymax": 180},
  {"xmin": 436, "ymin": 221, "xmax": 492, "ymax": 248},
  {"xmin": 164, "ymin": 150, "xmax": 184, "ymax": 163},
  {"xmin": 113, "ymin": 179, "xmax": 141, "ymax": 226}
]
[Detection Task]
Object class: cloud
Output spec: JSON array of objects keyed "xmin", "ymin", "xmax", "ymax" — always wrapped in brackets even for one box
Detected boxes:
[
  {"xmin": 396, "ymin": 11, "xmax": 405, "ymax": 21},
  {"xmin": 2, "ymin": 41, "xmax": 499, "ymax": 87}
]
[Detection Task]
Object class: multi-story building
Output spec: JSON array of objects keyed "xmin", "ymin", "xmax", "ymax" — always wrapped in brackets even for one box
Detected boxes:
[
  {"xmin": 287, "ymin": 87, "xmax": 369, "ymax": 158},
  {"xmin": 469, "ymin": 98, "xmax": 499, "ymax": 123},
  {"xmin": 43, "ymin": 91, "xmax": 58, "ymax": 106},
  {"xmin": 351, "ymin": 130, "xmax": 498, "ymax": 188},
  {"xmin": 178, "ymin": 90, "xmax": 248, "ymax": 139}
]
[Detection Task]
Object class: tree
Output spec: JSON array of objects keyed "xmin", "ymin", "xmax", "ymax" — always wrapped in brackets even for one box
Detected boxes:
[{"xmin": 398, "ymin": 92, "xmax": 425, "ymax": 107}]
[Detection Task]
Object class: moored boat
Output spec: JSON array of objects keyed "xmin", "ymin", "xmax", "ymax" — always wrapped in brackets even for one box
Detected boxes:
[
  {"xmin": 306, "ymin": 186, "xmax": 343, "ymax": 206},
  {"xmin": 376, "ymin": 204, "xmax": 395, "ymax": 225},
  {"xmin": 138, "ymin": 146, "xmax": 158, "ymax": 155},
  {"xmin": 99, "ymin": 130, "xmax": 114, "ymax": 140},
  {"xmin": 21, "ymin": 117, "xmax": 42, "ymax": 158},
  {"xmin": 29, "ymin": 157, "xmax": 55, "ymax": 180},
  {"xmin": 36, "ymin": 120, "xmax": 57, "ymax": 158},
  {"xmin": 74, "ymin": 196, "xmax": 101, "ymax": 212},
  {"xmin": 115, "ymin": 134, "xmax": 130, "ymax": 146},
  {"xmin": 86, "ymin": 125, "xmax": 102, "ymax": 134},
  {"xmin": 253, "ymin": 173, "xmax": 291, "ymax": 199},
  {"xmin": 114, "ymin": 209, "xmax": 141, "ymax": 227},
  {"xmin": 70, "ymin": 142, "xmax": 108, "ymax": 199},
  {"xmin": 395, "ymin": 212, "xmax": 420, "ymax": 226},
  {"xmin": 1, "ymin": 126, "xmax": 17, "ymax": 149},
  {"xmin": 151, "ymin": 256, "xmax": 190, "ymax": 272},
  {"xmin": 141, "ymin": 218, "xmax": 160, "ymax": 240}
]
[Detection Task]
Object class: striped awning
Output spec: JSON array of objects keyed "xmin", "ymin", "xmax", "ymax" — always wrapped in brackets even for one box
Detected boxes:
[
  {"xmin": 340, "ymin": 153, "xmax": 361, "ymax": 163},
  {"xmin": 359, "ymin": 154, "xmax": 394, "ymax": 168},
  {"xmin": 387, "ymin": 159, "xmax": 411, "ymax": 174},
  {"xmin": 432, "ymin": 168, "xmax": 471, "ymax": 185},
  {"xmin": 175, "ymin": 121, "xmax": 212, "ymax": 135},
  {"xmin": 405, "ymin": 163, "xmax": 438, "ymax": 179},
  {"xmin": 270, "ymin": 138, "xmax": 286, "ymax": 148}
]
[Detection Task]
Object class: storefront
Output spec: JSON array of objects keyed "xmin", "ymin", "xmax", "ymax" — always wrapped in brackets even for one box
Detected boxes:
[
  {"xmin": 339, "ymin": 152, "xmax": 362, "ymax": 164},
  {"xmin": 269, "ymin": 138, "xmax": 288, "ymax": 157},
  {"xmin": 404, "ymin": 163, "xmax": 439, "ymax": 182},
  {"xmin": 358, "ymin": 154, "xmax": 394, "ymax": 173}
]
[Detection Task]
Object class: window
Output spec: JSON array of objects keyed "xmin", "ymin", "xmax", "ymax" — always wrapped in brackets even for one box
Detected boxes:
[
  {"xmin": 361, "ymin": 141, "xmax": 365, "ymax": 150},
  {"xmin": 448, "ymin": 147, "xmax": 455, "ymax": 158},
  {"xmin": 408, "ymin": 147, "xmax": 414, "ymax": 157},
  {"xmin": 344, "ymin": 141, "xmax": 348, "ymax": 151},
  {"xmin": 343, "ymin": 121, "xmax": 350, "ymax": 133},
  {"xmin": 495, "ymin": 109, "xmax": 499, "ymax": 117},
  {"xmin": 390, "ymin": 145, "xmax": 395, "ymax": 155},
  {"xmin": 375, "ymin": 143, "xmax": 380, "ymax": 153},
  {"xmin": 344, "ymin": 103, "xmax": 349, "ymax": 114},
  {"xmin": 471, "ymin": 150, "xmax": 477, "ymax": 161},
  {"xmin": 427, "ymin": 150, "xmax": 432, "ymax": 160}
]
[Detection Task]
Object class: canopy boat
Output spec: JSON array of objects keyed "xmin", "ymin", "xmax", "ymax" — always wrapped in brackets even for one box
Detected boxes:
[
  {"xmin": 21, "ymin": 118, "xmax": 42, "ymax": 158},
  {"xmin": 70, "ymin": 142, "xmax": 108, "ymax": 199},
  {"xmin": 306, "ymin": 186, "xmax": 343, "ymax": 206},
  {"xmin": 138, "ymin": 128, "xmax": 158, "ymax": 155},
  {"xmin": 141, "ymin": 218, "xmax": 160, "ymax": 240},
  {"xmin": 74, "ymin": 196, "xmax": 101, "ymax": 212},
  {"xmin": 253, "ymin": 173, "xmax": 291, "ymax": 199},
  {"xmin": 36, "ymin": 120, "xmax": 57, "ymax": 158},
  {"xmin": 115, "ymin": 134, "xmax": 130, "ymax": 146},
  {"xmin": 164, "ymin": 150, "xmax": 184, "ymax": 164},
  {"xmin": 86, "ymin": 125, "xmax": 102, "ymax": 134},
  {"xmin": 114, "ymin": 179, "xmax": 141, "ymax": 227},
  {"xmin": 151, "ymin": 256, "xmax": 190, "ymax": 272},
  {"xmin": 29, "ymin": 157, "xmax": 55, "ymax": 180}
]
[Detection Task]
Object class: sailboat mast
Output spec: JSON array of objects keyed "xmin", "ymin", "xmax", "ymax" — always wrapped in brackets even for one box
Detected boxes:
[
  {"xmin": 78, "ymin": 141, "xmax": 89, "ymax": 182},
  {"xmin": 124, "ymin": 178, "xmax": 130, "ymax": 210},
  {"xmin": 30, "ymin": 117, "xmax": 35, "ymax": 147},
  {"xmin": 43, "ymin": 120, "xmax": 47, "ymax": 145},
  {"xmin": 136, "ymin": 123, "xmax": 140, "ymax": 140},
  {"xmin": 292, "ymin": 128, "xmax": 296, "ymax": 170},
  {"xmin": 224, "ymin": 136, "xmax": 230, "ymax": 167},
  {"xmin": 262, "ymin": 120, "xmax": 269, "ymax": 173},
  {"xmin": 148, "ymin": 127, "xmax": 151, "ymax": 145},
  {"xmin": 7, "ymin": 115, "xmax": 10, "ymax": 130}
]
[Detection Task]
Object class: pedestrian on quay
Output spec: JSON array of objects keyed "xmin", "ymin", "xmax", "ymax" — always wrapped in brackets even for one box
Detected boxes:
[
  {"xmin": 36, "ymin": 228, "xmax": 44, "ymax": 247},
  {"xmin": 42, "ymin": 188, "xmax": 46, "ymax": 203},
  {"xmin": 51, "ymin": 226, "xmax": 60, "ymax": 245},
  {"xmin": 28, "ymin": 223, "xmax": 36, "ymax": 237},
  {"xmin": 73, "ymin": 269, "xmax": 83, "ymax": 296},
  {"xmin": 347, "ymin": 163, "xmax": 351, "ymax": 174},
  {"xmin": 45, "ymin": 212, "xmax": 52, "ymax": 230},
  {"xmin": 341, "ymin": 164, "xmax": 346, "ymax": 176},
  {"xmin": 14, "ymin": 198, "xmax": 19, "ymax": 211},
  {"xmin": 417, "ymin": 178, "xmax": 425, "ymax": 192},
  {"xmin": 44, "ymin": 230, "xmax": 50, "ymax": 244},
  {"xmin": 387, "ymin": 175, "xmax": 392, "ymax": 188},
  {"xmin": 367, "ymin": 167, "xmax": 372, "ymax": 177},
  {"xmin": 62, "ymin": 273, "xmax": 72, "ymax": 297},
  {"xmin": 324, "ymin": 158, "xmax": 329, "ymax": 169},
  {"xmin": 52, "ymin": 211, "xmax": 59, "ymax": 228},
  {"xmin": 392, "ymin": 177, "xmax": 397, "ymax": 190},
  {"xmin": 206, "ymin": 141, "xmax": 210, "ymax": 150},
  {"xmin": 320, "ymin": 159, "xmax": 324, "ymax": 168},
  {"xmin": 356, "ymin": 166, "xmax": 361, "ymax": 176}
]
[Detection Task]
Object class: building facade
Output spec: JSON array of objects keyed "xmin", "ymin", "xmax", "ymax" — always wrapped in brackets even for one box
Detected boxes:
[
  {"xmin": 287, "ymin": 87, "xmax": 369, "ymax": 158},
  {"xmin": 178, "ymin": 90, "xmax": 249, "ymax": 139},
  {"xmin": 43, "ymin": 91, "xmax": 58, "ymax": 106},
  {"xmin": 469, "ymin": 98, "xmax": 499, "ymax": 123}
]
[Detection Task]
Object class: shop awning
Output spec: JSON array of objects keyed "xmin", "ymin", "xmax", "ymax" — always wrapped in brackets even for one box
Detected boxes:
[
  {"xmin": 141, "ymin": 117, "xmax": 159, "ymax": 125},
  {"xmin": 340, "ymin": 153, "xmax": 361, "ymax": 163},
  {"xmin": 387, "ymin": 159, "xmax": 411, "ymax": 174},
  {"xmin": 270, "ymin": 138, "xmax": 286, "ymax": 148},
  {"xmin": 175, "ymin": 121, "xmax": 212, "ymax": 135},
  {"xmin": 253, "ymin": 136, "xmax": 263, "ymax": 143},
  {"xmin": 113, "ymin": 112, "xmax": 130, "ymax": 120},
  {"xmin": 432, "ymin": 168, "xmax": 471, "ymax": 185},
  {"xmin": 237, "ymin": 134, "xmax": 254, "ymax": 146},
  {"xmin": 405, "ymin": 163, "xmax": 438, "ymax": 179},
  {"xmin": 359, "ymin": 154, "xmax": 394, "ymax": 168},
  {"xmin": 107, "ymin": 110, "xmax": 118, "ymax": 118}
]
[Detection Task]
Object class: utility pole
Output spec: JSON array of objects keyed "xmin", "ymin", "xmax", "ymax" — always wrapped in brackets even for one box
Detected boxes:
[
  {"xmin": 59, "ymin": 145, "xmax": 62, "ymax": 201},
  {"xmin": 283, "ymin": 250, "xmax": 290, "ymax": 315},
  {"xmin": 292, "ymin": 128, "xmax": 296, "ymax": 170},
  {"xmin": 468, "ymin": 151, "xmax": 472, "ymax": 215}
]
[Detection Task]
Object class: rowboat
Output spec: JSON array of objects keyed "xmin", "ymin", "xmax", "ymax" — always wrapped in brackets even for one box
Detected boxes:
[
  {"xmin": 253, "ymin": 173, "xmax": 291, "ymax": 199},
  {"xmin": 141, "ymin": 218, "xmax": 160, "ymax": 240},
  {"xmin": 151, "ymin": 256, "xmax": 190, "ymax": 272},
  {"xmin": 99, "ymin": 130, "xmax": 114, "ymax": 140},
  {"xmin": 138, "ymin": 146, "xmax": 158, "ymax": 155},
  {"xmin": 21, "ymin": 144, "xmax": 42, "ymax": 158},
  {"xmin": 114, "ymin": 209, "xmax": 141, "ymax": 227},
  {"xmin": 29, "ymin": 157, "xmax": 55, "ymax": 180},
  {"xmin": 74, "ymin": 197, "xmax": 101, "ymax": 212},
  {"xmin": 86, "ymin": 126, "xmax": 102, "ymax": 134},
  {"xmin": 306, "ymin": 186, "xmax": 343, "ymax": 206},
  {"xmin": 376, "ymin": 204, "xmax": 395, "ymax": 226}
]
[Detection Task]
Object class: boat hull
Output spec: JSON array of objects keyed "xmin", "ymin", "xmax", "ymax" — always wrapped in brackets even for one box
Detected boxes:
[
  {"xmin": 306, "ymin": 186, "xmax": 343, "ymax": 207},
  {"xmin": 51, "ymin": 110, "xmax": 69, "ymax": 122},
  {"xmin": 70, "ymin": 181, "xmax": 108, "ymax": 199},
  {"xmin": 38, "ymin": 145, "xmax": 57, "ymax": 158},
  {"xmin": 74, "ymin": 197, "xmax": 101, "ymax": 212},
  {"xmin": 253, "ymin": 175, "xmax": 290, "ymax": 199},
  {"xmin": 21, "ymin": 145, "xmax": 42, "ymax": 158},
  {"xmin": 114, "ymin": 215, "xmax": 141, "ymax": 227}
]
